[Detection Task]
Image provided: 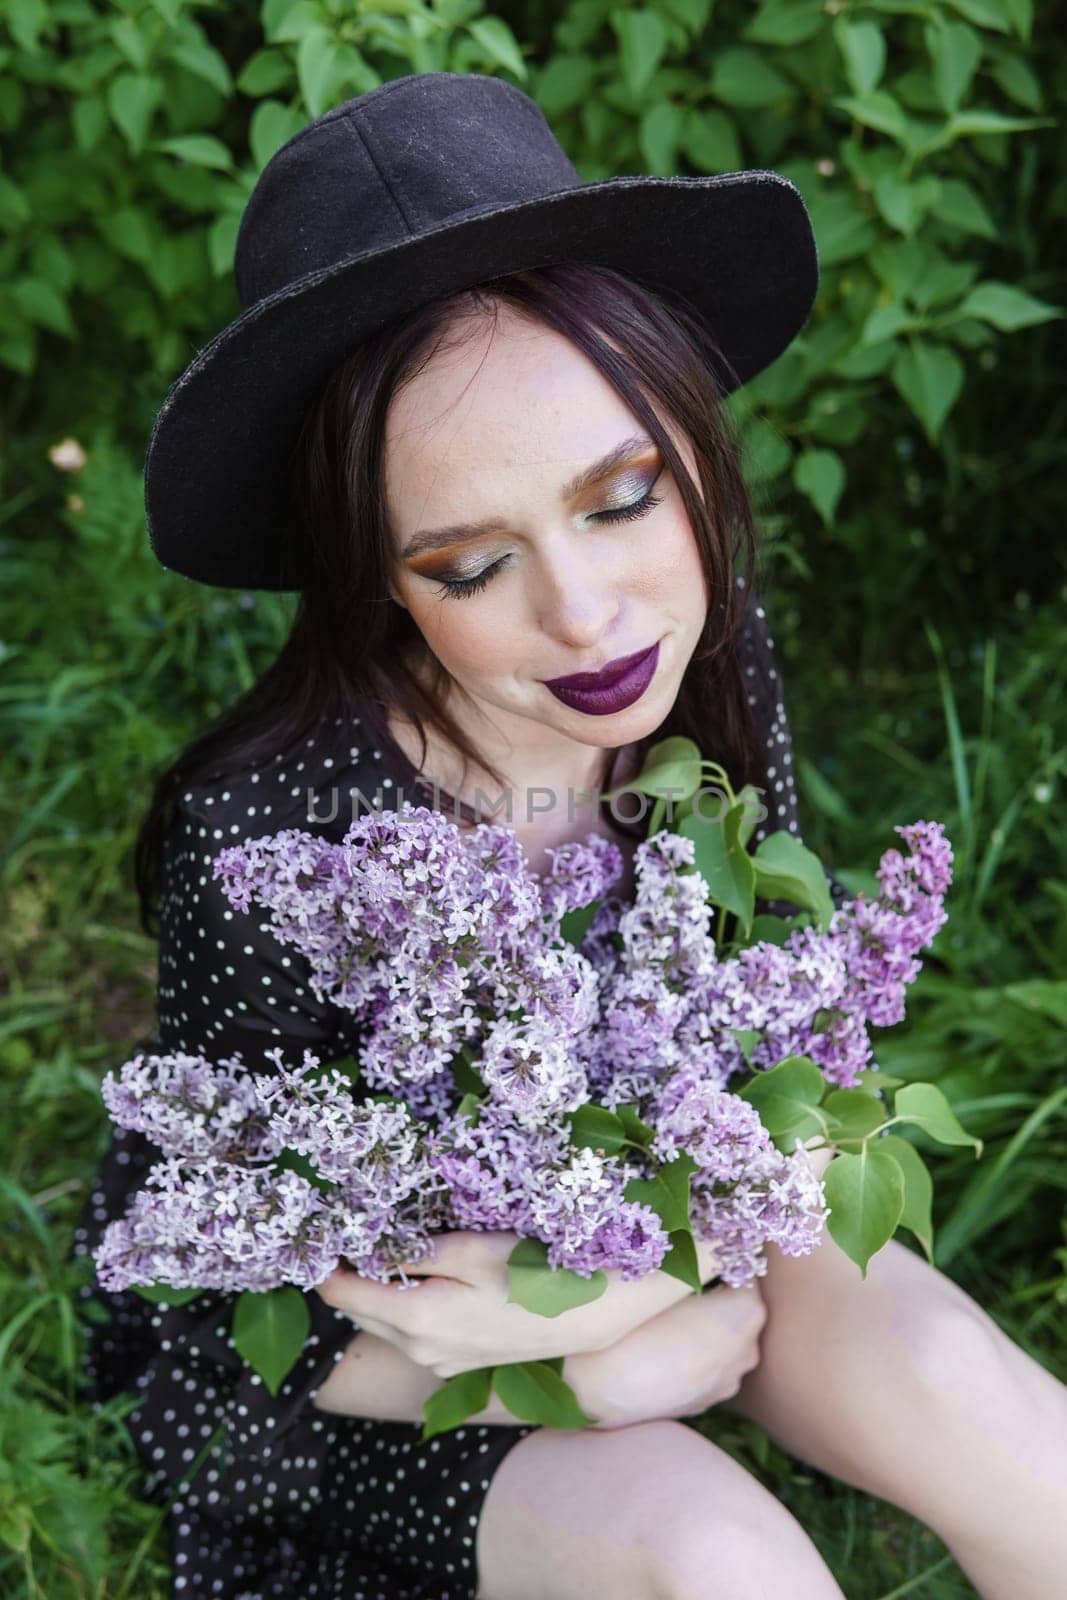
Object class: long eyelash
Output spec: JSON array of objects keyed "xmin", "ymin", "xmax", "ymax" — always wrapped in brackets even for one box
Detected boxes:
[
  {"xmin": 435, "ymin": 487, "xmax": 664, "ymax": 600},
  {"xmin": 591, "ymin": 491, "xmax": 663, "ymax": 526},
  {"xmin": 435, "ymin": 559, "xmax": 509, "ymax": 600}
]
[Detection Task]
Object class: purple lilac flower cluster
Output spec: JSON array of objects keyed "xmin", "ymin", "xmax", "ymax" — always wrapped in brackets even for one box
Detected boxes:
[
  {"xmin": 96, "ymin": 1051, "xmax": 450, "ymax": 1293},
  {"xmin": 581, "ymin": 819, "xmax": 953, "ymax": 1097},
  {"xmin": 210, "ymin": 809, "xmax": 601, "ymax": 1123},
  {"xmin": 95, "ymin": 809, "xmax": 951, "ymax": 1298}
]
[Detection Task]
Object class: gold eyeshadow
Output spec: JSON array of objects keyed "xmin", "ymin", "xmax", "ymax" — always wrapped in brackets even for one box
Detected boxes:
[{"xmin": 406, "ymin": 450, "xmax": 661, "ymax": 581}]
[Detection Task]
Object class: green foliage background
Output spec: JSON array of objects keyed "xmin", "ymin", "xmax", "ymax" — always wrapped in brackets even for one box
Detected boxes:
[{"xmin": 1, "ymin": 0, "xmax": 1064, "ymax": 1593}]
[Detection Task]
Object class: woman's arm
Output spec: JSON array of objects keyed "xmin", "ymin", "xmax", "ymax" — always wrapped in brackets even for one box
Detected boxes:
[
  {"xmin": 311, "ymin": 1325, "xmax": 612, "ymax": 1427},
  {"xmin": 316, "ymin": 1144, "xmax": 828, "ymax": 1376},
  {"xmin": 312, "ymin": 1281, "xmax": 767, "ymax": 1430},
  {"xmin": 313, "ymin": 1146, "xmax": 829, "ymax": 1425},
  {"xmin": 315, "ymin": 1231, "xmax": 726, "ymax": 1376}
]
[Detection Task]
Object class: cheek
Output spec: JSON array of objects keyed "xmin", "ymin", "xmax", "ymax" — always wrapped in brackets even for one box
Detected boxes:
[
  {"xmin": 628, "ymin": 513, "xmax": 708, "ymax": 609},
  {"xmin": 406, "ymin": 590, "xmax": 511, "ymax": 678}
]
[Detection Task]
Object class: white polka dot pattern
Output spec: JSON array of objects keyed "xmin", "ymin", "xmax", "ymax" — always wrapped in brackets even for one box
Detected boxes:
[{"xmin": 734, "ymin": 577, "xmax": 850, "ymax": 913}]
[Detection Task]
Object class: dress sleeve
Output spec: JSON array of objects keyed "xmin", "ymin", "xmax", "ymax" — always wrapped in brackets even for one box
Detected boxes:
[
  {"xmin": 736, "ymin": 578, "xmax": 851, "ymax": 914},
  {"xmin": 154, "ymin": 789, "xmax": 357, "ymax": 1068}
]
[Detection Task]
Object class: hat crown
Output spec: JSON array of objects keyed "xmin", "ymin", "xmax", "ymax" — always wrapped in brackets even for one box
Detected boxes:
[{"xmin": 234, "ymin": 72, "xmax": 582, "ymax": 308}]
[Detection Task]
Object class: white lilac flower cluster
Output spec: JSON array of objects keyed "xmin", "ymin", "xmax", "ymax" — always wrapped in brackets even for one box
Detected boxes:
[{"xmin": 95, "ymin": 807, "xmax": 952, "ymax": 1298}]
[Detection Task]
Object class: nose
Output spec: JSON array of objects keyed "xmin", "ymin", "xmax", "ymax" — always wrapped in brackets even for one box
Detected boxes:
[{"xmin": 534, "ymin": 532, "xmax": 621, "ymax": 648}]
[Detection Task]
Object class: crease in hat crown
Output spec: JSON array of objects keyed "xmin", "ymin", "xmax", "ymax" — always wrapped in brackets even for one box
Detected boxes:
[{"xmin": 234, "ymin": 72, "xmax": 585, "ymax": 310}]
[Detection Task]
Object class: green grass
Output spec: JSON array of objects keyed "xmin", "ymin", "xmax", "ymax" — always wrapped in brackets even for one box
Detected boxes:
[{"xmin": 2, "ymin": 429, "xmax": 1065, "ymax": 1596}]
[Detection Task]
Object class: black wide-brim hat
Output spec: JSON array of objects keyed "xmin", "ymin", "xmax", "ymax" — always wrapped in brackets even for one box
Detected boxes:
[{"xmin": 145, "ymin": 71, "xmax": 819, "ymax": 592}]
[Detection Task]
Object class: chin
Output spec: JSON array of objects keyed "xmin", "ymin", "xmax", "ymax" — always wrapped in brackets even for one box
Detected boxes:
[{"xmin": 560, "ymin": 690, "xmax": 674, "ymax": 746}]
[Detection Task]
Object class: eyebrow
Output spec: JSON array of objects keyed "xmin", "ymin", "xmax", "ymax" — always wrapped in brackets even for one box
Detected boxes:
[{"xmin": 400, "ymin": 431, "xmax": 655, "ymax": 560}]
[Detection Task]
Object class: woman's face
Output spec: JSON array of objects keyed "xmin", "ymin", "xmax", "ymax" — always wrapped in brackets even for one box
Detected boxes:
[{"xmin": 384, "ymin": 304, "xmax": 710, "ymax": 764}]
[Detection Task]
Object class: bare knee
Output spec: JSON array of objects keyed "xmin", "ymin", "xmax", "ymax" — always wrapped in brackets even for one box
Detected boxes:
[
  {"xmin": 759, "ymin": 1236, "xmax": 1006, "ymax": 1417},
  {"xmin": 891, "ymin": 1273, "xmax": 1006, "ymax": 1401},
  {"xmin": 601, "ymin": 1421, "xmax": 844, "ymax": 1600},
  {"xmin": 477, "ymin": 1419, "xmax": 842, "ymax": 1600},
  {"xmin": 519, "ymin": 1420, "xmax": 768, "ymax": 1600},
  {"xmin": 476, "ymin": 1421, "xmax": 683, "ymax": 1600}
]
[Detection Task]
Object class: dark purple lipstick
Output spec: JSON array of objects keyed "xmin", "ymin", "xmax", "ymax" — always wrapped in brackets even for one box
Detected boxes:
[{"xmin": 542, "ymin": 641, "xmax": 661, "ymax": 715}]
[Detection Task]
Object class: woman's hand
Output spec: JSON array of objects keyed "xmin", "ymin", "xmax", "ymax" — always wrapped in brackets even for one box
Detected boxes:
[
  {"xmin": 562, "ymin": 1283, "xmax": 767, "ymax": 1429},
  {"xmin": 315, "ymin": 1230, "xmax": 723, "ymax": 1378}
]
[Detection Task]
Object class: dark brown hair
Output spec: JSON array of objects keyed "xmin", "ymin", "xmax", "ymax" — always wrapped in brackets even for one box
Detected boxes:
[{"xmin": 133, "ymin": 262, "xmax": 772, "ymax": 937}]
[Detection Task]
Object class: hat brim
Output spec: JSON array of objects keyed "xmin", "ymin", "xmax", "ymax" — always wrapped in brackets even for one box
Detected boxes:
[{"xmin": 145, "ymin": 170, "xmax": 818, "ymax": 590}]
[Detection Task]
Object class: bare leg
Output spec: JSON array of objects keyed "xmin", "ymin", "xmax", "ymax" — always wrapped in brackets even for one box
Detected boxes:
[
  {"xmin": 725, "ymin": 1233, "xmax": 1067, "ymax": 1600},
  {"xmin": 475, "ymin": 1418, "xmax": 846, "ymax": 1600}
]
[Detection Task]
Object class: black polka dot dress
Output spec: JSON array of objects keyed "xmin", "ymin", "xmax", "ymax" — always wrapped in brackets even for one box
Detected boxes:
[{"xmin": 72, "ymin": 579, "xmax": 848, "ymax": 1600}]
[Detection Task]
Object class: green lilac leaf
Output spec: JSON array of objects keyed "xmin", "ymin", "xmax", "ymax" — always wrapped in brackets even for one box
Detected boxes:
[
  {"xmin": 623, "ymin": 734, "xmax": 703, "ymax": 803},
  {"xmin": 421, "ymin": 1367, "xmax": 493, "ymax": 1443},
  {"xmin": 615, "ymin": 1102, "xmax": 657, "ymax": 1149},
  {"xmin": 232, "ymin": 1286, "xmax": 310, "ymax": 1397},
  {"xmin": 893, "ymin": 1082, "xmax": 983, "ymax": 1155},
  {"xmin": 506, "ymin": 1237, "xmax": 608, "ymax": 1317},
  {"xmin": 823, "ymin": 1087, "xmax": 889, "ymax": 1144},
  {"xmin": 623, "ymin": 1151, "xmax": 697, "ymax": 1233},
  {"xmin": 567, "ymin": 1103, "xmax": 630, "ymax": 1156},
  {"xmin": 824, "ymin": 1145, "xmax": 906, "ymax": 1277},
  {"xmin": 557, "ymin": 899, "xmax": 603, "ymax": 950},
  {"xmin": 491, "ymin": 1360, "xmax": 596, "ymax": 1428},
  {"xmin": 878, "ymin": 1135, "xmax": 935, "ymax": 1261},
  {"xmin": 130, "ymin": 1282, "xmax": 203, "ymax": 1306},
  {"xmin": 737, "ymin": 1055, "xmax": 829, "ymax": 1152},
  {"xmin": 657, "ymin": 1226, "xmax": 703, "ymax": 1291},
  {"xmin": 751, "ymin": 832, "xmax": 836, "ymax": 926},
  {"xmin": 680, "ymin": 801, "xmax": 756, "ymax": 935}
]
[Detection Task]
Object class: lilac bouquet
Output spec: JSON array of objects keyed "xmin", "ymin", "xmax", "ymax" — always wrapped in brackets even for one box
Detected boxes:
[{"xmin": 94, "ymin": 737, "xmax": 980, "ymax": 1436}]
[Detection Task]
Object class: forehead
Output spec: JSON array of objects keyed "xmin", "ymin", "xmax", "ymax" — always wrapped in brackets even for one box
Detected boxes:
[{"xmin": 382, "ymin": 306, "xmax": 634, "ymax": 482}]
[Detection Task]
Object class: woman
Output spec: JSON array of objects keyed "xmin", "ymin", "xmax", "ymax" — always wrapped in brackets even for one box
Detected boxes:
[{"xmin": 76, "ymin": 73, "xmax": 1067, "ymax": 1600}]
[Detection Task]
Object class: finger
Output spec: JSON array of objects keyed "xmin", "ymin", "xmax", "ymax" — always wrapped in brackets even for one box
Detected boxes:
[
  {"xmin": 346, "ymin": 1314, "xmax": 414, "ymax": 1350},
  {"xmin": 801, "ymin": 1134, "xmax": 836, "ymax": 1180},
  {"xmin": 806, "ymin": 1145, "xmax": 835, "ymax": 1181},
  {"xmin": 315, "ymin": 1265, "xmax": 437, "ymax": 1330},
  {"xmin": 694, "ymin": 1235, "xmax": 722, "ymax": 1283},
  {"xmin": 403, "ymin": 1229, "xmax": 519, "ymax": 1282}
]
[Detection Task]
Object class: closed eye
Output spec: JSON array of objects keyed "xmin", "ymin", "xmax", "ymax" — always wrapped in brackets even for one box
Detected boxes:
[{"xmin": 432, "ymin": 480, "xmax": 665, "ymax": 601}]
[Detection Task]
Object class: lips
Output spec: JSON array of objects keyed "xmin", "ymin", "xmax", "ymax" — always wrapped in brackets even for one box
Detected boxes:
[
  {"xmin": 542, "ymin": 641, "xmax": 661, "ymax": 716},
  {"xmin": 543, "ymin": 643, "xmax": 658, "ymax": 691}
]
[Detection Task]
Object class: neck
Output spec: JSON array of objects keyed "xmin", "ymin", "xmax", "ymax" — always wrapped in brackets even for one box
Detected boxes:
[{"xmin": 388, "ymin": 657, "xmax": 646, "ymax": 820}]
